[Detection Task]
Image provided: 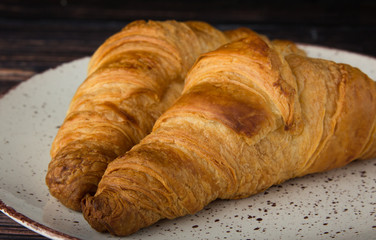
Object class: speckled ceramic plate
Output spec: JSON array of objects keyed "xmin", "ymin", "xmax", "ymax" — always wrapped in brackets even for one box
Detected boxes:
[{"xmin": 0, "ymin": 45, "xmax": 375, "ymax": 240}]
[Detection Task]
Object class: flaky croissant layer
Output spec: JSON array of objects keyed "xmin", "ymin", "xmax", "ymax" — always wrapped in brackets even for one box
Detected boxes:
[
  {"xmin": 46, "ymin": 20, "xmax": 254, "ymax": 211},
  {"xmin": 82, "ymin": 31, "xmax": 376, "ymax": 236}
]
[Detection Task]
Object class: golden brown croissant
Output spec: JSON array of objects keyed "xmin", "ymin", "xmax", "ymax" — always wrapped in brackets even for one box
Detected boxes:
[
  {"xmin": 46, "ymin": 20, "xmax": 253, "ymax": 211},
  {"xmin": 81, "ymin": 31, "xmax": 376, "ymax": 236}
]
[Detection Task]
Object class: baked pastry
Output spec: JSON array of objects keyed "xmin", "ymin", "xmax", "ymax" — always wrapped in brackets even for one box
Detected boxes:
[
  {"xmin": 82, "ymin": 31, "xmax": 376, "ymax": 236},
  {"xmin": 46, "ymin": 20, "xmax": 252, "ymax": 211}
]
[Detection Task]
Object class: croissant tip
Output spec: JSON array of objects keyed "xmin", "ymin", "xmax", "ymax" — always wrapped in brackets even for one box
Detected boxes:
[
  {"xmin": 46, "ymin": 171, "xmax": 98, "ymax": 211},
  {"xmin": 81, "ymin": 194, "xmax": 108, "ymax": 233}
]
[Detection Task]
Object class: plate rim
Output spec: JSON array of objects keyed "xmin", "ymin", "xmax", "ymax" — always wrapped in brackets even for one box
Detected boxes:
[{"xmin": 0, "ymin": 199, "xmax": 79, "ymax": 240}]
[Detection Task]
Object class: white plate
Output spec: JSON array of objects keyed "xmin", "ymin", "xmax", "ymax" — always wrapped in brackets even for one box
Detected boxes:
[{"xmin": 0, "ymin": 45, "xmax": 375, "ymax": 240}]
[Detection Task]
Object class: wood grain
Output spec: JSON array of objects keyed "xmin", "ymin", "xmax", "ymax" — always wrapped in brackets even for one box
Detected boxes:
[
  {"xmin": 0, "ymin": 0, "xmax": 375, "ymax": 238},
  {"xmin": 1, "ymin": 0, "xmax": 375, "ymax": 25},
  {"xmin": 0, "ymin": 213, "xmax": 47, "ymax": 239}
]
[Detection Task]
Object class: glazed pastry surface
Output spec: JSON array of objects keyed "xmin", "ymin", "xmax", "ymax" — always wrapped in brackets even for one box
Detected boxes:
[
  {"xmin": 46, "ymin": 20, "xmax": 250, "ymax": 211},
  {"xmin": 82, "ymin": 32, "xmax": 376, "ymax": 236}
]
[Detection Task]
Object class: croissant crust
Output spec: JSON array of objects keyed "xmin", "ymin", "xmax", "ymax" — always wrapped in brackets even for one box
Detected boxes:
[
  {"xmin": 46, "ymin": 20, "xmax": 253, "ymax": 211},
  {"xmin": 82, "ymin": 32, "xmax": 376, "ymax": 236}
]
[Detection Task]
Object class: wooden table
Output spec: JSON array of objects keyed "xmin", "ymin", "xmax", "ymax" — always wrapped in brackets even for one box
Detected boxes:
[{"xmin": 1, "ymin": 0, "xmax": 375, "ymax": 239}]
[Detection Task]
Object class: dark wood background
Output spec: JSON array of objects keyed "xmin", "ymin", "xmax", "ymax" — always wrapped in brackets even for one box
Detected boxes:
[{"xmin": 1, "ymin": 0, "xmax": 375, "ymax": 239}]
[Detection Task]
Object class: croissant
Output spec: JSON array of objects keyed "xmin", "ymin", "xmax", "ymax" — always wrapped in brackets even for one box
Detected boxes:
[
  {"xmin": 46, "ymin": 20, "xmax": 254, "ymax": 211},
  {"xmin": 81, "ymin": 31, "xmax": 376, "ymax": 236}
]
